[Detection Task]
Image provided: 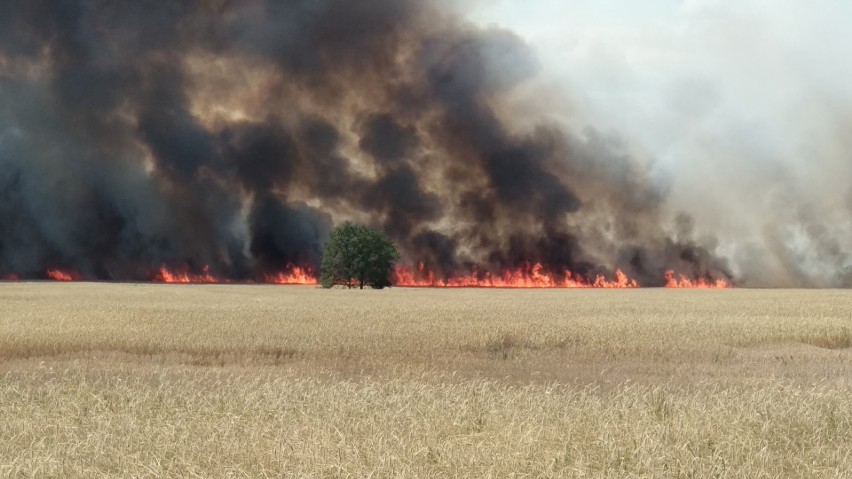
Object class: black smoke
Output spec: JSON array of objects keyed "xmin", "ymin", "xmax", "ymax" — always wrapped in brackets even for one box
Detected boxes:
[{"xmin": 0, "ymin": 0, "xmax": 731, "ymax": 285}]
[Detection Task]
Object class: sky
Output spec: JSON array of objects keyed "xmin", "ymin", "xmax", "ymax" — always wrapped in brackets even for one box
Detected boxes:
[{"xmin": 469, "ymin": 0, "xmax": 852, "ymax": 286}]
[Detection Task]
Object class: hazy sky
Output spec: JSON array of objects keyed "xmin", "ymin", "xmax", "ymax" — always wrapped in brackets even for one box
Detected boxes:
[
  {"xmin": 471, "ymin": 1, "xmax": 852, "ymax": 285},
  {"xmin": 472, "ymin": 1, "xmax": 851, "ymax": 156}
]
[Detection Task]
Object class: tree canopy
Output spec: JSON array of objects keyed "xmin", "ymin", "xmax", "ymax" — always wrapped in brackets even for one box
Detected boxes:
[{"xmin": 320, "ymin": 223, "xmax": 400, "ymax": 289}]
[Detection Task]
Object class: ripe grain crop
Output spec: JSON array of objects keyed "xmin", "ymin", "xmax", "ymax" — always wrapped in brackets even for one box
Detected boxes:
[{"xmin": 1, "ymin": 283, "xmax": 851, "ymax": 477}]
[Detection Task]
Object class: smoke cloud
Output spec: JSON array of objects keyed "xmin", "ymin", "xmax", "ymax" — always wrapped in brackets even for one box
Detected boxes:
[
  {"xmin": 475, "ymin": 0, "xmax": 852, "ymax": 287},
  {"xmin": 0, "ymin": 0, "xmax": 740, "ymax": 285}
]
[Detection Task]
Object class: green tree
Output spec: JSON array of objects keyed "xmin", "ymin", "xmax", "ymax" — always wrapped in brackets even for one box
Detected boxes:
[{"xmin": 320, "ymin": 222, "xmax": 400, "ymax": 289}]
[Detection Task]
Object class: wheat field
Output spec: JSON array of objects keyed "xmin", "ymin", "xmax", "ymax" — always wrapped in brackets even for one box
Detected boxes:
[{"xmin": 1, "ymin": 283, "xmax": 851, "ymax": 477}]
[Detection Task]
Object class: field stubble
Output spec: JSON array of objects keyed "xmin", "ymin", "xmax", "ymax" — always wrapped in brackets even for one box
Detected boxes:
[{"xmin": 1, "ymin": 284, "xmax": 851, "ymax": 477}]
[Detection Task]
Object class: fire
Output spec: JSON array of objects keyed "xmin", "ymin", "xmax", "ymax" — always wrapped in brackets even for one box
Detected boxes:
[
  {"xmin": 593, "ymin": 269, "xmax": 639, "ymax": 289},
  {"xmin": 664, "ymin": 270, "xmax": 731, "ymax": 289},
  {"xmin": 0, "ymin": 264, "xmax": 730, "ymax": 289},
  {"xmin": 393, "ymin": 262, "xmax": 639, "ymax": 289},
  {"xmin": 151, "ymin": 265, "xmax": 220, "ymax": 284},
  {"xmin": 46, "ymin": 269, "xmax": 80, "ymax": 281},
  {"xmin": 264, "ymin": 266, "xmax": 318, "ymax": 285},
  {"xmin": 150, "ymin": 264, "xmax": 318, "ymax": 285}
]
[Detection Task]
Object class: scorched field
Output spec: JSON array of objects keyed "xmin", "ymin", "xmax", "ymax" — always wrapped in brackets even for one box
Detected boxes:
[{"xmin": 1, "ymin": 283, "xmax": 851, "ymax": 477}]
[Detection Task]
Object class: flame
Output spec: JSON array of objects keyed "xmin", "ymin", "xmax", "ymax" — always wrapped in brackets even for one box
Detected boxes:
[
  {"xmin": 46, "ymin": 269, "xmax": 81, "ymax": 281},
  {"xmin": 150, "ymin": 264, "xmax": 318, "ymax": 285},
  {"xmin": 151, "ymin": 265, "xmax": 220, "ymax": 284},
  {"xmin": 393, "ymin": 262, "xmax": 639, "ymax": 289},
  {"xmin": 1, "ymin": 264, "xmax": 729, "ymax": 289},
  {"xmin": 664, "ymin": 270, "xmax": 732, "ymax": 289},
  {"xmin": 264, "ymin": 266, "xmax": 318, "ymax": 285}
]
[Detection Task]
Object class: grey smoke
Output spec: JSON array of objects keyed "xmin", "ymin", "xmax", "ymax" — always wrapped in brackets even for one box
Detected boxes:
[{"xmin": 0, "ymin": 0, "xmax": 736, "ymax": 285}]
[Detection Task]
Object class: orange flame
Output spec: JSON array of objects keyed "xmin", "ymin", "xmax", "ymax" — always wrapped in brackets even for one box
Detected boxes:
[
  {"xmin": 264, "ymin": 266, "xmax": 318, "ymax": 285},
  {"xmin": 46, "ymin": 269, "xmax": 81, "ymax": 281},
  {"xmin": 664, "ymin": 270, "xmax": 731, "ymax": 289},
  {"xmin": 152, "ymin": 265, "xmax": 220, "ymax": 284},
  {"xmin": 4, "ymin": 265, "xmax": 730, "ymax": 289},
  {"xmin": 393, "ymin": 263, "xmax": 639, "ymax": 289},
  {"xmin": 150, "ymin": 264, "xmax": 318, "ymax": 285}
]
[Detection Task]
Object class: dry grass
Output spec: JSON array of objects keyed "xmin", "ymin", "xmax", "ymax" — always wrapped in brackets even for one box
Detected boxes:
[{"xmin": 1, "ymin": 284, "xmax": 851, "ymax": 477}]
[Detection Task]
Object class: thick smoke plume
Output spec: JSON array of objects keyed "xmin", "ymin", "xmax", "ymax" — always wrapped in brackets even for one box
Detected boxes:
[{"xmin": 0, "ymin": 0, "xmax": 731, "ymax": 285}]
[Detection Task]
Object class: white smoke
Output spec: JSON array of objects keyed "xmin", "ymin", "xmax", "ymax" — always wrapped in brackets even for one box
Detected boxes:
[{"xmin": 473, "ymin": 0, "xmax": 852, "ymax": 286}]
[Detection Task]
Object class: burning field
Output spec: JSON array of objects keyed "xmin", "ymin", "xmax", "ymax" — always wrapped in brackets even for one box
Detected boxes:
[
  {"xmin": 0, "ymin": 1, "xmax": 849, "ymax": 476},
  {"xmin": 26, "ymin": 263, "xmax": 730, "ymax": 289},
  {"xmin": 0, "ymin": 0, "xmax": 747, "ymax": 288}
]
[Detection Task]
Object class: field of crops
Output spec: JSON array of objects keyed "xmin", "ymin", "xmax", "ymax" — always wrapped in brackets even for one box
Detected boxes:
[{"xmin": 1, "ymin": 283, "xmax": 851, "ymax": 477}]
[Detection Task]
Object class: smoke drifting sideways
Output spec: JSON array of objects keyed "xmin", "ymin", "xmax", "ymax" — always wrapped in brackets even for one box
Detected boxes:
[{"xmin": 0, "ymin": 0, "xmax": 732, "ymax": 286}]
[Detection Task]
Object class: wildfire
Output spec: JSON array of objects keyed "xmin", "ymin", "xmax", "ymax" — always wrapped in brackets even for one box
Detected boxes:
[
  {"xmin": 151, "ymin": 265, "xmax": 220, "ymax": 284},
  {"xmin": 664, "ymin": 270, "xmax": 731, "ymax": 289},
  {"xmin": 46, "ymin": 269, "xmax": 81, "ymax": 281},
  {"xmin": 0, "ymin": 264, "xmax": 732, "ymax": 289},
  {"xmin": 393, "ymin": 262, "xmax": 639, "ymax": 289},
  {"xmin": 264, "ymin": 266, "xmax": 318, "ymax": 285},
  {"xmin": 150, "ymin": 264, "xmax": 318, "ymax": 285}
]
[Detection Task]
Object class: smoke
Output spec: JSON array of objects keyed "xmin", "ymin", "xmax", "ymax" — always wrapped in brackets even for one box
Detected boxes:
[
  {"xmin": 474, "ymin": 0, "xmax": 852, "ymax": 287},
  {"xmin": 0, "ymin": 0, "xmax": 737, "ymax": 284}
]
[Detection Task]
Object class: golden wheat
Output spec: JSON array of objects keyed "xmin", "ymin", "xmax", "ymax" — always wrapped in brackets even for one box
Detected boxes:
[{"xmin": 1, "ymin": 283, "xmax": 851, "ymax": 477}]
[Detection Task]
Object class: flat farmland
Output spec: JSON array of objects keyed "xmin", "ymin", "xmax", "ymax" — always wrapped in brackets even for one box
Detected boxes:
[{"xmin": 1, "ymin": 284, "xmax": 851, "ymax": 477}]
